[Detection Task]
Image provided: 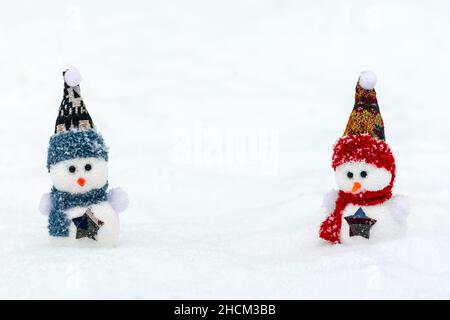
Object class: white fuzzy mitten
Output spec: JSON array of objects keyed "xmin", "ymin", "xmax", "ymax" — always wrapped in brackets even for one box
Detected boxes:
[
  {"xmin": 39, "ymin": 193, "xmax": 52, "ymax": 216},
  {"xmin": 322, "ymin": 189, "xmax": 338, "ymax": 213},
  {"xmin": 388, "ymin": 194, "xmax": 411, "ymax": 222},
  {"xmin": 108, "ymin": 187, "xmax": 129, "ymax": 213}
]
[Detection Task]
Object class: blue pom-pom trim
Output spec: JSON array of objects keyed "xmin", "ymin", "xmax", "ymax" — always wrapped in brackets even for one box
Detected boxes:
[{"xmin": 47, "ymin": 129, "xmax": 108, "ymax": 170}]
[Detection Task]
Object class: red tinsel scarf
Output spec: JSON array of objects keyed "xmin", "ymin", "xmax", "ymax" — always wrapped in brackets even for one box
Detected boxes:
[{"xmin": 319, "ymin": 183, "xmax": 393, "ymax": 244}]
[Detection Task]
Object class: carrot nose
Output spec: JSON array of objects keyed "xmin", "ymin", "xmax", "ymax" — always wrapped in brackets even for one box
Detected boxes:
[
  {"xmin": 352, "ymin": 182, "xmax": 361, "ymax": 193},
  {"xmin": 77, "ymin": 178, "xmax": 86, "ymax": 187}
]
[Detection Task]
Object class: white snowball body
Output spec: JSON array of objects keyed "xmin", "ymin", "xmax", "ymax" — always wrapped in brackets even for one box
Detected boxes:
[
  {"xmin": 49, "ymin": 157, "xmax": 119, "ymax": 247},
  {"xmin": 49, "ymin": 201, "xmax": 120, "ymax": 247},
  {"xmin": 64, "ymin": 66, "xmax": 82, "ymax": 87},
  {"xmin": 333, "ymin": 161, "xmax": 407, "ymax": 244},
  {"xmin": 358, "ymin": 70, "xmax": 377, "ymax": 90},
  {"xmin": 338, "ymin": 200, "xmax": 407, "ymax": 244}
]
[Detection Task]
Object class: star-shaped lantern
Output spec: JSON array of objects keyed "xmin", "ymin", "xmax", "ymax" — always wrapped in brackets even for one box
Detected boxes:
[
  {"xmin": 344, "ymin": 208, "xmax": 377, "ymax": 240},
  {"xmin": 72, "ymin": 208, "xmax": 104, "ymax": 241}
]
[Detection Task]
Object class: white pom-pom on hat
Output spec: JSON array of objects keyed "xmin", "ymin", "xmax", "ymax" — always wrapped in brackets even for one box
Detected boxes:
[
  {"xmin": 358, "ymin": 70, "xmax": 377, "ymax": 90},
  {"xmin": 64, "ymin": 66, "xmax": 82, "ymax": 87}
]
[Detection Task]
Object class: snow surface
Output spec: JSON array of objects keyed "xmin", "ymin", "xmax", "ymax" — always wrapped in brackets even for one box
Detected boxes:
[{"xmin": 1, "ymin": 0, "xmax": 450, "ymax": 299}]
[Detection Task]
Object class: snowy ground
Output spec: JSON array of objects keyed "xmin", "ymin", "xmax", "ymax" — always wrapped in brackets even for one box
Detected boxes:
[{"xmin": 1, "ymin": 0, "xmax": 450, "ymax": 299}]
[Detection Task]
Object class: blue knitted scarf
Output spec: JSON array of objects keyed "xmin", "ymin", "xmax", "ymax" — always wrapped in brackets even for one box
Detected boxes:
[{"xmin": 48, "ymin": 183, "xmax": 109, "ymax": 237}]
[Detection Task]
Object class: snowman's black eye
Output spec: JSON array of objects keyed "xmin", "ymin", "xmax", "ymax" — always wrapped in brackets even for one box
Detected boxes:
[
  {"xmin": 360, "ymin": 171, "xmax": 368, "ymax": 178},
  {"xmin": 347, "ymin": 172, "xmax": 354, "ymax": 179},
  {"xmin": 85, "ymin": 164, "xmax": 92, "ymax": 171},
  {"xmin": 68, "ymin": 166, "xmax": 76, "ymax": 173}
]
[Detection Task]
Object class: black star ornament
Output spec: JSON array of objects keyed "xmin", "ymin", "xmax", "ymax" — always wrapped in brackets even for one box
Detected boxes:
[
  {"xmin": 344, "ymin": 208, "xmax": 377, "ymax": 240},
  {"xmin": 72, "ymin": 208, "xmax": 104, "ymax": 241}
]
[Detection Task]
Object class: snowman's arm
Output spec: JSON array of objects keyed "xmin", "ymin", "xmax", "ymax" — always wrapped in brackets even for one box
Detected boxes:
[
  {"xmin": 38, "ymin": 193, "xmax": 52, "ymax": 216},
  {"xmin": 388, "ymin": 194, "xmax": 410, "ymax": 222},
  {"xmin": 322, "ymin": 189, "xmax": 338, "ymax": 214},
  {"xmin": 108, "ymin": 187, "xmax": 129, "ymax": 213}
]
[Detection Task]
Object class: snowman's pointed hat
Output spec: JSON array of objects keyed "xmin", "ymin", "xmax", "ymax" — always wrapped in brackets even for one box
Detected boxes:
[
  {"xmin": 47, "ymin": 67, "xmax": 108, "ymax": 171},
  {"xmin": 332, "ymin": 71, "xmax": 395, "ymax": 174},
  {"xmin": 343, "ymin": 71, "xmax": 385, "ymax": 141},
  {"xmin": 55, "ymin": 67, "xmax": 94, "ymax": 134}
]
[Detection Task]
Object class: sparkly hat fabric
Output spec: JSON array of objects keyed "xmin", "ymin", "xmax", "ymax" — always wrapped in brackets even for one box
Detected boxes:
[
  {"xmin": 332, "ymin": 71, "xmax": 394, "ymax": 172},
  {"xmin": 343, "ymin": 71, "xmax": 385, "ymax": 141}
]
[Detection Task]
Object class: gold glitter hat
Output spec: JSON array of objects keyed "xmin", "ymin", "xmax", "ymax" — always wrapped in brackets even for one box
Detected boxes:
[{"xmin": 343, "ymin": 71, "xmax": 385, "ymax": 141}]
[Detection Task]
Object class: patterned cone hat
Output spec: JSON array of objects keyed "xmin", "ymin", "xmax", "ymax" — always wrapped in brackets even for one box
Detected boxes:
[
  {"xmin": 55, "ymin": 67, "xmax": 94, "ymax": 134},
  {"xmin": 332, "ymin": 71, "xmax": 395, "ymax": 174},
  {"xmin": 343, "ymin": 70, "xmax": 385, "ymax": 141},
  {"xmin": 47, "ymin": 67, "xmax": 108, "ymax": 171}
]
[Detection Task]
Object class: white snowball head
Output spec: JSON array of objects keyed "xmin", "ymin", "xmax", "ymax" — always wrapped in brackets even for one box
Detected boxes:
[
  {"xmin": 50, "ymin": 157, "xmax": 108, "ymax": 194},
  {"xmin": 358, "ymin": 70, "xmax": 377, "ymax": 90},
  {"xmin": 335, "ymin": 161, "xmax": 391, "ymax": 194},
  {"xmin": 64, "ymin": 66, "xmax": 82, "ymax": 87}
]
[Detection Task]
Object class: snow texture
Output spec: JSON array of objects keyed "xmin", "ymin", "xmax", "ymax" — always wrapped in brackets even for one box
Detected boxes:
[{"xmin": 1, "ymin": 0, "xmax": 450, "ymax": 299}]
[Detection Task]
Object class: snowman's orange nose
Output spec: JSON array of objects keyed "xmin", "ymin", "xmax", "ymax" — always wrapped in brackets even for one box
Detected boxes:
[
  {"xmin": 77, "ymin": 178, "xmax": 86, "ymax": 187},
  {"xmin": 352, "ymin": 182, "xmax": 361, "ymax": 193}
]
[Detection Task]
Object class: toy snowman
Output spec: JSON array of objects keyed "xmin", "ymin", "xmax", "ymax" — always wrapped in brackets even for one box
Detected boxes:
[
  {"xmin": 39, "ymin": 67, "xmax": 128, "ymax": 247},
  {"xmin": 319, "ymin": 71, "xmax": 409, "ymax": 244}
]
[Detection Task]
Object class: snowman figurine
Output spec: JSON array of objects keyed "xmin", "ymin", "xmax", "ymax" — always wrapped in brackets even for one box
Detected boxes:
[
  {"xmin": 39, "ymin": 67, "xmax": 128, "ymax": 247},
  {"xmin": 319, "ymin": 71, "xmax": 409, "ymax": 244}
]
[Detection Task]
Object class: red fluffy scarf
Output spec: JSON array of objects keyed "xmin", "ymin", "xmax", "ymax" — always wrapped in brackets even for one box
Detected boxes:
[{"xmin": 319, "ymin": 183, "xmax": 393, "ymax": 244}]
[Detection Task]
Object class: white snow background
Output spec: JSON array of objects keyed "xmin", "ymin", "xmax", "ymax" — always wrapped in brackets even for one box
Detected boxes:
[{"xmin": 0, "ymin": 0, "xmax": 449, "ymax": 299}]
